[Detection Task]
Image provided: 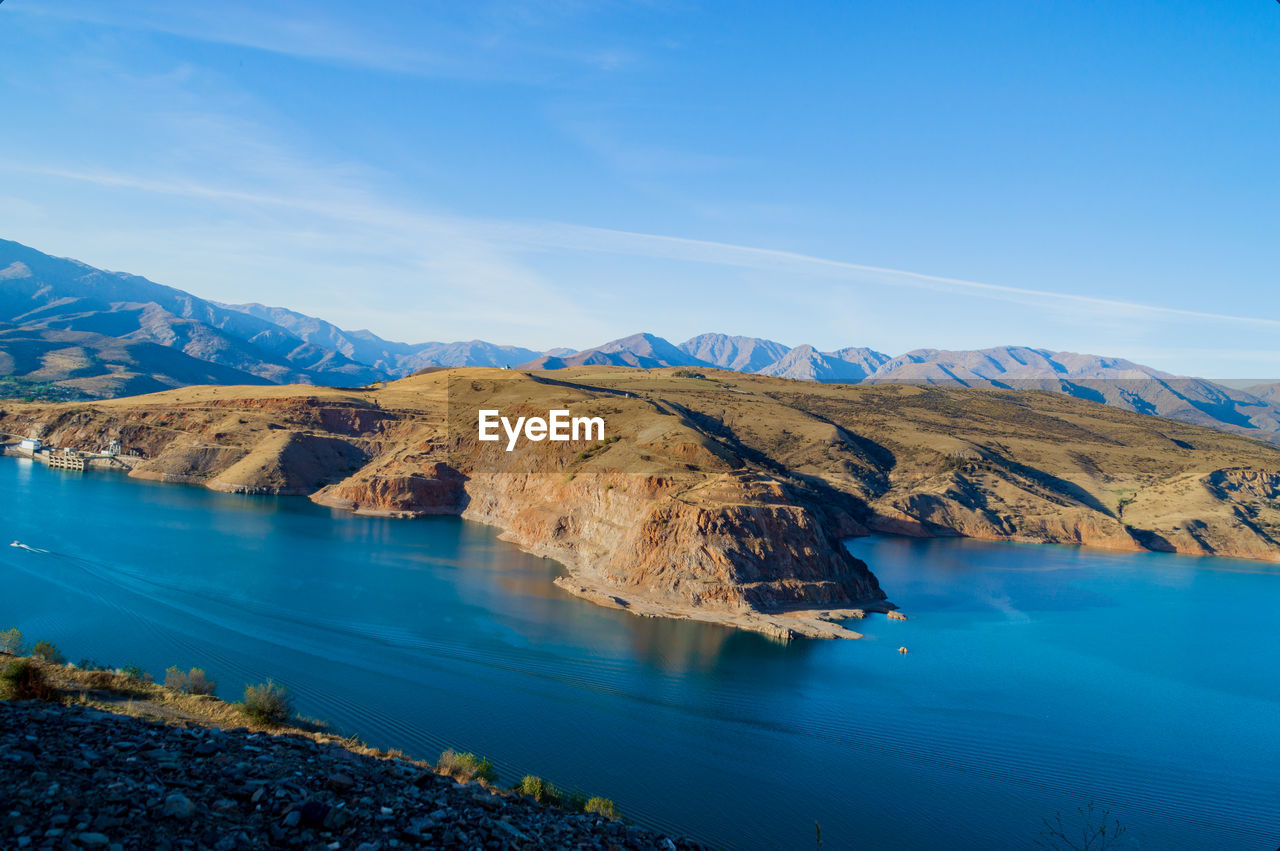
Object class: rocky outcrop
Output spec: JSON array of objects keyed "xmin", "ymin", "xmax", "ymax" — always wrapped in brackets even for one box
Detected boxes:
[
  {"xmin": 867, "ymin": 469, "xmax": 1142, "ymax": 552},
  {"xmin": 314, "ymin": 464, "xmax": 468, "ymax": 516},
  {"xmin": 457, "ymin": 470, "xmax": 881, "ymax": 620}
]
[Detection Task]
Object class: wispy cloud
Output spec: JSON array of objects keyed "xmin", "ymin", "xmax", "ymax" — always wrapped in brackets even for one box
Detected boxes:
[
  {"xmin": 13, "ymin": 160, "xmax": 1280, "ymax": 336},
  {"xmin": 557, "ymin": 115, "xmax": 756, "ymax": 176},
  {"xmin": 15, "ymin": 2, "xmax": 447, "ymax": 76},
  {"xmin": 11, "ymin": 0, "xmax": 642, "ymax": 81},
  {"xmin": 478, "ymin": 222, "xmax": 1280, "ymax": 331},
  {"xmin": 1, "ymin": 159, "xmax": 615, "ymax": 344},
  {"xmin": 6, "ymin": 0, "xmax": 1277, "ymax": 378}
]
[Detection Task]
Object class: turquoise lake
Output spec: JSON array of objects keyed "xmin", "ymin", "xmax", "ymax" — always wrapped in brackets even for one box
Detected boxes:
[{"xmin": 3, "ymin": 457, "xmax": 1278, "ymax": 848}]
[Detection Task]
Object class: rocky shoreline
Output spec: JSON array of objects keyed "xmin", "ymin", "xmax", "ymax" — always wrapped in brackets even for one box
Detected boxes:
[
  {"xmin": 551, "ymin": 576, "xmax": 884, "ymax": 640},
  {"xmin": 1, "ymin": 695, "xmax": 703, "ymax": 851}
]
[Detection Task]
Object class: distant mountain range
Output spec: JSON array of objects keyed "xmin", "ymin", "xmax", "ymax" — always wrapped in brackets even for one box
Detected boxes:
[
  {"xmin": 0, "ymin": 238, "xmax": 541, "ymax": 397},
  {"xmin": 3, "ymin": 237, "xmax": 1279, "ymax": 443},
  {"xmin": 226, "ymin": 303, "xmax": 542, "ymax": 375},
  {"xmin": 520, "ymin": 333, "xmax": 701, "ymax": 371}
]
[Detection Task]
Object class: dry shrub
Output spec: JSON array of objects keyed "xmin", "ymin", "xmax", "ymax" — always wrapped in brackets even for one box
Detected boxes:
[
  {"xmin": 1, "ymin": 658, "xmax": 55, "ymax": 701},
  {"xmin": 242, "ymin": 681, "xmax": 292, "ymax": 724},
  {"xmin": 165, "ymin": 666, "xmax": 217, "ymax": 696},
  {"xmin": 436, "ymin": 750, "xmax": 497, "ymax": 784},
  {"xmin": 584, "ymin": 797, "xmax": 619, "ymax": 820},
  {"xmin": 30, "ymin": 641, "xmax": 65, "ymax": 665},
  {"xmin": 0, "ymin": 628, "xmax": 24, "ymax": 655},
  {"xmin": 519, "ymin": 775, "xmax": 560, "ymax": 804}
]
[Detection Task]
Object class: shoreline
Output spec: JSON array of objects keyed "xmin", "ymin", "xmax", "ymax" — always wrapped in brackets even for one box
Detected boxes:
[
  {"xmin": 18, "ymin": 442, "xmax": 1280, "ymax": 565},
  {"xmin": 3, "ymin": 453, "xmax": 889, "ymax": 640},
  {"xmin": 313, "ymin": 484, "xmax": 895, "ymax": 641},
  {"xmin": 13, "ymin": 449, "xmax": 1280, "ymax": 644},
  {"xmin": 550, "ymin": 576, "xmax": 883, "ymax": 640}
]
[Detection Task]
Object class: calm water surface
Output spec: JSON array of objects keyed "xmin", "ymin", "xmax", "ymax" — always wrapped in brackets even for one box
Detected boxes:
[{"xmin": 3, "ymin": 458, "xmax": 1278, "ymax": 849}]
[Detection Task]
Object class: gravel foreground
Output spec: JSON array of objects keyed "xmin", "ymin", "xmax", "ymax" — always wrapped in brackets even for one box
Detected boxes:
[{"xmin": 0, "ymin": 700, "xmax": 705, "ymax": 850}]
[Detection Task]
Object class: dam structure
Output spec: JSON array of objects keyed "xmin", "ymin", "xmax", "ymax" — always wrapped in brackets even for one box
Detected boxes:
[{"xmin": 1, "ymin": 434, "xmax": 135, "ymax": 473}]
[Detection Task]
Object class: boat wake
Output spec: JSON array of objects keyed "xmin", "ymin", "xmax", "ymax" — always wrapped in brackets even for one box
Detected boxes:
[{"xmin": 9, "ymin": 541, "xmax": 49, "ymax": 554}]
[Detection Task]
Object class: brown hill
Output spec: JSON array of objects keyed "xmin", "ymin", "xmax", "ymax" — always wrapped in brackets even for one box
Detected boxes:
[{"xmin": 4, "ymin": 367, "xmax": 1279, "ymax": 638}]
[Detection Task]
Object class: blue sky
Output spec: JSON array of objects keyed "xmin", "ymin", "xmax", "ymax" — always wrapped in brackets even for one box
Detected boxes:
[{"xmin": 1, "ymin": 1, "xmax": 1278, "ymax": 376}]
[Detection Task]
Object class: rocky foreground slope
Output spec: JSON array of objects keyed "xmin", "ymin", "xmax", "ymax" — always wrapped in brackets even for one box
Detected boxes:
[
  {"xmin": 3, "ymin": 367, "xmax": 1280, "ymax": 638},
  {"xmin": 0, "ymin": 663, "xmax": 699, "ymax": 850}
]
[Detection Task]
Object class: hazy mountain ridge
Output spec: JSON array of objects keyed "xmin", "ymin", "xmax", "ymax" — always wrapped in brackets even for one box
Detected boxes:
[
  {"xmin": 678, "ymin": 333, "xmax": 792, "ymax": 372},
  {"xmin": 0, "ymin": 325, "xmax": 271, "ymax": 398},
  {"xmin": 0, "ymin": 240, "xmax": 543, "ymax": 393},
  {"xmin": 756, "ymin": 344, "xmax": 891, "ymax": 382},
  {"xmin": 867, "ymin": 346, "xmax": 1171, "ymax": 383},
  {"xmin": 223, "ymin": 302, "xmax": 540, "ymax": 375},
  {"xmin": 520, "ymin": 333, "xmax": 708, "ymax": 370},
  {"xmin": 519, "ymin": 333, "xmax": 1280, "ymax": 443},
  {"xmin": 0, "ymin": 239, "xmax": 381, "ymax": 387},
  {"xmin": 1246, "ymin": 382, "xmax": 1280, "ymax": 407},
  {"xmin": 2, "ymin": 239, "xmax": 1279, "ymax": 443}
]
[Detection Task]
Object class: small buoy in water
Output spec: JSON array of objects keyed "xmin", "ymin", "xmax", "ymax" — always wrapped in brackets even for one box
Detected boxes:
[{"xmin": 898, "ymin": 646, "xmax": 909, "ymax": 654}]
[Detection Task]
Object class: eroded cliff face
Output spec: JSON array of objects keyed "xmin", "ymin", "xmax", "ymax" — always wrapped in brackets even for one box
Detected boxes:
[
  {"xmin": 5, "ymin": 367, "xmax": 1280, "ymax": 638},
  {"xmin": 316, "ymin": 464, "xmax": 468, "ymax": 515},
  {"xmin": 1117, "ymin": 468, "xmax": 1280, "ymax": 559},
  {"xmin": 451, "ymin": 469, "xmax": 880, "ymax": 613},
  {"xmin": 866, "ymin": 466, "xmax": 1142, "ymax": 552}
]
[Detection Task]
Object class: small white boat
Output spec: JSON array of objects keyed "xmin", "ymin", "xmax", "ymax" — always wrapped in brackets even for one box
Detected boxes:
[{"xmin": 10, "ymin": 540, "xmax": 20, "ymax": 547}]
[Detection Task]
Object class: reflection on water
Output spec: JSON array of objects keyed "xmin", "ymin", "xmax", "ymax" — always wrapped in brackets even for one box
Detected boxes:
[{"xmin": 3, "ymin": 460, "xmax": 1279, "ymax": 848}]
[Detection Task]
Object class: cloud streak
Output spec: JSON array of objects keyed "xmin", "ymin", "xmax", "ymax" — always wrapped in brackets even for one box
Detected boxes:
[
  {"xmin": 11, "ymin": 1, "xmax": 638, "ymax": 81},
  {"xmin": 13, "ymin": 161, "xmax": 1280, "ymax": 335},
  {"xmin": 481, "ymin": 224, "xmax": 1280, "ymax": 332}
]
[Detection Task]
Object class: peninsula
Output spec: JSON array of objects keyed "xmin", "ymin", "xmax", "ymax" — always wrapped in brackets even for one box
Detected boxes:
[{"xmin": 3, "ymin": 366, "xmax": 1279, "ymax": 639}]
